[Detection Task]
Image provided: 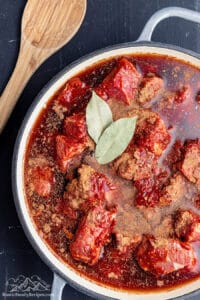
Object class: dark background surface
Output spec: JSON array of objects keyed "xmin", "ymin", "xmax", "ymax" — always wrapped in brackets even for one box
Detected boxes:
[{"xmin": 1, "ymin": 0, "xmax": 200, "ymax": 299}]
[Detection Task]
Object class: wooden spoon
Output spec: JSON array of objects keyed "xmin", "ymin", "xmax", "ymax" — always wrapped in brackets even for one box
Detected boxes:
[{"xmin": 0, "ymin": 0, "xmax": 87, "ymax": 133}]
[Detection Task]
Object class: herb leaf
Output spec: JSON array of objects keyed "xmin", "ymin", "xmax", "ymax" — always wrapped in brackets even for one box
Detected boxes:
[
  {"xmin": 86, "ymin": 91, "xmax": 113, "ymax": 143},
  {"xmin": 95, "ymin": 117, "xmax": 137, "ymax": 164}
]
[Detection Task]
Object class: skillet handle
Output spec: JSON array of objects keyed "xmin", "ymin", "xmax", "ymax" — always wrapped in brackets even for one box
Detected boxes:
[
  {"xmin": 50, "ymin": 273, "xmax": 66, "ymax": 300},
  {"xmin": 137, "ymin": 6, "xmax": 200, "ymax": 42}
]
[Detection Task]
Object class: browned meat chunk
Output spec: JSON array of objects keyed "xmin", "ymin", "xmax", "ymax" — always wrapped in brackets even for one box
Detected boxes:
[
  {"xmin": 111, "ymin": 106, "xmax": 170, "ymax": 158},
  {"xmin": 57, "ymin": 77, "xmax": 90, "ymax": 110},
  {"xmin": 136, "ymin": 236, "xmax": 196, "ymax": 277},
  {"xmin": 64, "ymin": 164, "xmax": 94, "ymax": 211},
  {"xmin": 134, "ymin": 177, "xmax": 160, "ymax": 208},
  {"xmin": 64, "ymin": 164, "xmax": 116, "ymax": 212},
  {"xmin": 126, "ymin": 108, "xmax": 171, "ymax": 157},
  {"xmin": 179, "ymin": 140, "xmax": 200, "ymax": 185},
  {"xmin": 113, "ymin": 148, "xmax": 157, "ymax": 181},
  {"xmin": 95, "ymin": 58, "xmax": 141, "ymax": 105},
  {"xmin": 138, "ymin": 75, "xmax": 164, "ymax": 105},
  {"xmin": 134, "ymin": 173, "xmax": 168, "ymax": 208},
  {"xmin": 159, "ymin": 173, "xmax": 187, "ymax": 206},
  {"xmin": 134, "ymin": 113, "xmax": 171, "ymax": 157},
  {"xmin": 70, "ymin": 205, "xmax": 116, "ymax": 265},
  {"xmin": 29, "ymin": 166, "xmax": 55, "ymax": 197},
  {"xmin": 112, "ymin": 111, "xmax": 167, "ymax": 181},
  {"xmin": 56, "ymin": 135, "xmax": 86, "ymax": 173},
  {"xmin": 63, "ymin": 112, "xmax": 88, "ymax": 143},
  {"xmin": 112, "ymin": 110, "xmax": 170, "ymax": 181},
  {"xmin": 175, "ymin": 210, "xmax": 200, "ymax": 242},
  {"xmin": 165, "ymin": 140, "xmax": 183, "ymax": 166},
  {"xmin": 56, "ymin": 113, "xmax": 94, "ymax": 173}
]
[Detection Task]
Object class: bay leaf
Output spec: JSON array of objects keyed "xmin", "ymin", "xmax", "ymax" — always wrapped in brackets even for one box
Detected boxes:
[
  {"xmin": 95, "ymin": 116, "xmax": 137, "ymax": 164},
  {"xmin": 86, "ymin": 91, "xmax": 113, "ymax": 143}
]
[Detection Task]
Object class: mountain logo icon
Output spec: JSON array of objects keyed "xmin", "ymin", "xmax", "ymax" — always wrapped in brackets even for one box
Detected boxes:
[{"xmin": 6, "ymin": 275, "xmax": 50, "ymax": 293}]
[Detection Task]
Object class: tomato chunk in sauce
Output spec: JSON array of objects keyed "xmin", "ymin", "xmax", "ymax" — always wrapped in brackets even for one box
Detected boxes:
[{"xmin": 25, "ymin": 54, "xmax": 200, "ymax": 291}]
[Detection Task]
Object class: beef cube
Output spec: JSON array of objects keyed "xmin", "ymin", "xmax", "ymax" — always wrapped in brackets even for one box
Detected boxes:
[
  {"xmin": 165, "ymin": 140, "xmax": 183, "ymax": 166},
  {"xmin": 127, "ymin": 107, "xmax": 159, "ymax": 127},
  {"xmin": 56, "ymin": 111, "xmax": 94, "ymax": 173},
  {"xmin": 113, "ymin": 109, "xmax": 170, "ymax": 181},
  {"xmin": 134, "ymin": 172, "xmax": 168, "ymax": 208},
  {"xmin": 63, "ymin": 112, "xmax": 88, "ymax": 142},
  {"xmin": 95, "ymin": 58, "xmax": 141, "ymax": 105},
  {"xmin": 136, "ymin": 236, "xmax": 196, "ymax": 277},
  {"xmin": 29, "ymin": 166, "xmax": 55, "ymax": 197},
  {"xmin": 56, "ymin": 135, "xmax": 87, "ymax": 173},
  {"xmin": 159, "ymin": 173, "xmax": 187, "ymax": 206},
  {"xmin": 175, "ymin": 210, "xmax": 200, "ymax": 242},
  {"xmin": 64, "ymin": 164, "xmax": 116, "ymax": 212},
  {"xmin": 113, "ymin": 148, "xmax": 158, "ymax": 181},
  {"xmin": 179, "ymin": 140, "xmax": 200, "ymax": 185},
  {"xmin": 138, "ymin": 75, "xmax": 164, "ymax": 105},
  {"xmin": 70, "ymin": 206, "xmax": 116, "ymax": 265},
  {"xmin": 134, "ymin": 113, "xmax": 171, "ymax": 157},
  {"xmin": 57, "ymin": 77, "xmax": 89, "ymax": 110},
  {"xmin": 120, "ymin": 108, "xmax": 170, "ymax": 157},
  {"xmin": 113, "ymin": 153, "xmax": 135, "ymax": 181},
  {"xmin": 64, "ymin": 164, "xmax": 95, "ymax": 211},
  {"xmin": 134, "ymin": 177, "xmax": 161, "ymax": 208}
]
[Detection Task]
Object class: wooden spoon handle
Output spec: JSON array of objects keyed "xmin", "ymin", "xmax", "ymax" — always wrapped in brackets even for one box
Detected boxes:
[{"xmin": 0, "ymin": 40, "xmax": 46, "ymax": 133}]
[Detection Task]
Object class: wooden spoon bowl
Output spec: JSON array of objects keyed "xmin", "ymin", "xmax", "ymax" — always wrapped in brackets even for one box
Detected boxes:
[
  {"xmin": 23, "ymin": 0, "xmax": 86, "ymax": 49},
  {"xmin": 0, "ymin": 0, "xmax": 87, "ymax": 133}
]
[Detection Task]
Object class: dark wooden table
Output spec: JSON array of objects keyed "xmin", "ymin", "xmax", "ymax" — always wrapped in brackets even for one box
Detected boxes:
[{"xmin": 1, "ymin": 1, "xmax": 200, "ymax": 299}]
